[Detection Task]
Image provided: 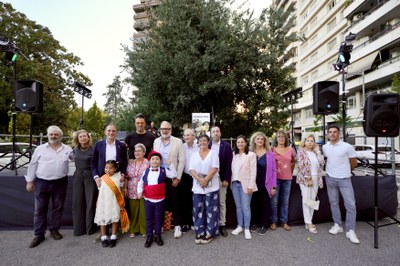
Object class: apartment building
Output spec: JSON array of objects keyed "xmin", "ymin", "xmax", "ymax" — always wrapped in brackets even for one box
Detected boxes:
[
  {"xmin": 132, "ymin": 0, "xmax": 161, "ymax": 44},
  {"xmin": 274, "ymin": 0, "xmax": 400, "ymax": 148}
]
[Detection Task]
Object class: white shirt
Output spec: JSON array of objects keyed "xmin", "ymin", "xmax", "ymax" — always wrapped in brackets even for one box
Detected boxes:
[
  {"xmin": 306, "ymin": 151, "xmax": 319, "ymax": 176},
  {"xmin": 323, "ymin": 140, "xmax": 357, "ymax": 178},
  {"xmin": 231, "ymin": 153, "xmax": 245, "ymax": 182},
  {"xmin": 25, "ymin": 143, "xmax": 72, "ymax": 182},
  {"xmin": 211, "ymin": 140, "xmax": 220, "ymax": 155},
  {"xmin": 189, "ymin": 150, "xmax": 219, "ymax": 194},
  {"xmin": 105, "ymin": 140, "xmax": 117, "ymax": 161},
  {"xmin": 137, "ymin": 165, "xmax": 177, "ymax": 203},
  {"xmin": 183, "ymin": 142, "xmax": 199, "ymax": 174}
]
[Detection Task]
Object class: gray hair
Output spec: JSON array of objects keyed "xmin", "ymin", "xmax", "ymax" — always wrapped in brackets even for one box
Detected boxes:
[
  {"xmin": 134, "ymin": 143, "xmax": 146, "ymax": 153},
  {"xmin": 47, "ymin": 125, "xmax": 63, "ymax": 137}
]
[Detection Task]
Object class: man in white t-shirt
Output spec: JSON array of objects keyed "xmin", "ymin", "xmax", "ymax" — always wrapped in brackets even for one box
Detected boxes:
[{"xmin": 322, "ymin": 125, "xmax": 360, "ymax": 244}]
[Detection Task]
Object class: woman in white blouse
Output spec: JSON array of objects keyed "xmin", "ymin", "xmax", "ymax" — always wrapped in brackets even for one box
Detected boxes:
[
  {"xmin": 296, "ymin": 134, "xmax": 325, "ymax": 233},
  {"xmin": 231, "ymin": 135, "xmax": 257, "ymax": 240},
  {"xmin": 189, "ymin": 134, "xmax": 220, "ymax": 244}
]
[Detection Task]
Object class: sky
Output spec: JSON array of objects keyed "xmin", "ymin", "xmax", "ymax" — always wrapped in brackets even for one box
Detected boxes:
[{"xmin": 4, "ymin": 0, "xmax": 271, "ymax": 109}]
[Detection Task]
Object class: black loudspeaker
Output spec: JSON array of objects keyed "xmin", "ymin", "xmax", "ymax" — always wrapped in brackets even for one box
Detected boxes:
[
  {"xmin": 14, "ymin": 80, "xmax": 43, "ymax": 113},
  {"xmin": 312, "ymin": 81, "xmax": 339, "ymax": 115},
  {"xmin": 363, "ymin": 93, "xmax": 400, "ymax": 137}
]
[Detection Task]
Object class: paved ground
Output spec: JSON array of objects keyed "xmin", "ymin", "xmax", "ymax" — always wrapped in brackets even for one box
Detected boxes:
[{"xmin": 1, "ymin": 220, "xmax": 400, "ymax": 266}]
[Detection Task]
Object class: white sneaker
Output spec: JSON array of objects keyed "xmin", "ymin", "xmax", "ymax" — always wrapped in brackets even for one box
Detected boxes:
[
  {"xmin": 346, "ymin": 230, "xmax": 360, "ymax": 244},
  {"xmin": 231, "ymin": 226, "xmax": 243, "ymax": 235},
  {"xmin": 174, "ymin": 226, "xmax": 182, "ymax": 239},
  {"xmin": 329, "ymin": 223, "xmax": 343, "ymax": 235},
  {"xmin": 244, "ymin": 229, "xmax": 252, "ymax": 240}
]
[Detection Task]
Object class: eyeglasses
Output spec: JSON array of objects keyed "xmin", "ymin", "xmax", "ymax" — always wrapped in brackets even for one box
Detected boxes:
[{"xmin": 160, "ymin": 128, "xmax": 171, "ymax": 131}]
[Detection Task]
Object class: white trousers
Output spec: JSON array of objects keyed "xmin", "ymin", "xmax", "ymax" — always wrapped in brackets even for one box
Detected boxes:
[{"xmin": 299, "ymin": 175, "xmax": 318, "ymax": 224}]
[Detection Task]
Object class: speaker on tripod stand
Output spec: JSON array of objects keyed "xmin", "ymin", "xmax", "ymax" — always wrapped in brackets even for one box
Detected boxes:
[{"xmin": 362, "ymin": 93, "xmax": 400, "ymax": 248}]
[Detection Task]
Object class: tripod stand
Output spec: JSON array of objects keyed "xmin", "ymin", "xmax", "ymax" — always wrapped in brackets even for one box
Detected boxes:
[{"xmin": 366, "ymin": 136, "xmax": 400, "ymax": 248}]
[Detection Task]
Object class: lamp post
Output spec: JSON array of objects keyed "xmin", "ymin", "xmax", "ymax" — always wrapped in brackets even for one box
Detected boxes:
[
  {"xmin": 333, "ymin": 32, "xmax": 356, "ymax": 142},
  {"xmin": 73, "ymin": 81, "xmax": 92, "ymax": 129},
  {"xmin": 283, "ymin": 87, "xmax": 302, "ymax": 151}
]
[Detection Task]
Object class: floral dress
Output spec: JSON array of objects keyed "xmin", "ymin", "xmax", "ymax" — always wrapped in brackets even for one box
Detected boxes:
[{"xmin": 126, "ymin": 159, "xmax": 149, "ymax": 198}]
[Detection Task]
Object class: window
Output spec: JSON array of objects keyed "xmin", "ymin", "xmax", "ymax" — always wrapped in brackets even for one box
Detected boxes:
[
  {"xmin": 327, "ymin": 38, "xmax": 336, "ymax": 51},
  {"xmin": 310, "ymin": 52, "xmax": 318, "ymax": 62},
  {"xmin": 328, "ymin": 0, "xmax": 336, "ymax": 11},
  {"xmin": 311, "ymin": 70, "xmax": 318, "ymax": 81},
  {"xmin": 347, "ymin": 96, "xmax": 356, "ymax": 109},
  {"xmin": 327, "ymin": 18, "xmax": 336, "ymax": 31},
  {"xmin": 310, "ymin": 16, "xmax": 318, "ymax": 29},
  {"xmin": 302, "ymin": 75, "xmax": 309, "ymax": 85},
  {"xmin": 305, "ymin": 108, "xmax": 313, "ymax": 119}
]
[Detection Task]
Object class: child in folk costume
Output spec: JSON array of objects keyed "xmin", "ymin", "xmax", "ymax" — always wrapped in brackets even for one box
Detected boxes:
[
  {"xmin": 94, "ymin": 160, "xmax": 129, "ymax": 248},
  {"xmin": 137, "ymin": 151, "xmax": 177, "ymax": 248}
]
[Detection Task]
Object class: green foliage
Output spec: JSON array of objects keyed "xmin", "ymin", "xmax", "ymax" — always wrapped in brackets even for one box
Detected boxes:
[
  {"xmin": 311, "ymin": 115, "xmax": 323, "ymax": 132},
  {"xmin": 103, "ymin": 75, "xmax": 126, "ymax": 122},
  {"xmin": 85, "ymin": 102, "xmax": 106, "ymax": 142},
  {"xmin": 0, "ymin": 3, "xmax": 91, "ymax": 135},
  {"xmin": 123, "ymin": 0, "xmax": 298, "ymax": 137},
  {"xmin": 391, "ymin": 74, "xmax": 400, "ymax": 94}
]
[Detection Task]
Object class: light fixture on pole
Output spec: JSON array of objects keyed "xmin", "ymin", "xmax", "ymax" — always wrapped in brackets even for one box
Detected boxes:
[
  {"xmin": 283, "ymin": 87, "xmax": 302, "ymax": 152},
  {"xmin": 333, "ymin": 32, "xmax": 356, "ymax": 141},
  {"xmin": 73, "ymin": 81, "xmax": 92, "ymax": 129}
]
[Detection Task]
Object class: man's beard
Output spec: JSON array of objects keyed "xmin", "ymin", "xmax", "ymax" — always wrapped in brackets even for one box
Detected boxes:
[{"xmin": 49, "ymin": 138, "xmax": 61, "ymax": 145}]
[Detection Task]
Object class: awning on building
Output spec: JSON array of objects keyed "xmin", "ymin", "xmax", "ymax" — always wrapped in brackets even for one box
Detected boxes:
[{"xmin": 347, "ymin": 51, "xmax": 379, "ymax": 77}]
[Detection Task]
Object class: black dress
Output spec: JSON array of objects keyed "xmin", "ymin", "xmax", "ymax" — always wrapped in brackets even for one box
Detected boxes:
[
  {"xmin": 72, "ymin": 146, "xmax": 98, "ymax": 236},
  {"xmin": 250, "ymin": 153, "xmax": 271, "ymax": 228}
]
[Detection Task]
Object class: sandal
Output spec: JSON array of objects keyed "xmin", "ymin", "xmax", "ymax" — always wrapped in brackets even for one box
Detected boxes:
[
  {"xmin": 129, "ymin": 233, "xmax": 135, "ymax": 238},
  {"xmin": 308, "ymin": 224, "xmax": 317, "ymax": 234}
]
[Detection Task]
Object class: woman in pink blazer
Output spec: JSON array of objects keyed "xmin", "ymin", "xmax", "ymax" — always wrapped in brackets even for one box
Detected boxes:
[{"xmin": 230, "ymin": 135, "xmax": 257, "ymax": 240}]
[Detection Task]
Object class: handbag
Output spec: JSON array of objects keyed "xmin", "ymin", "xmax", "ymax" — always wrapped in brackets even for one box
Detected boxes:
[{"xmin": 304, "ymin": 187, "xmax": 320, "ymax": 210}]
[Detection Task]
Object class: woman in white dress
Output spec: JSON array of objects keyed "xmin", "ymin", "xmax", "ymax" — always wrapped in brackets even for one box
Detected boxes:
[{"xmin": 296, "ymin": 134, "xmax": 325, "ymax": 233}]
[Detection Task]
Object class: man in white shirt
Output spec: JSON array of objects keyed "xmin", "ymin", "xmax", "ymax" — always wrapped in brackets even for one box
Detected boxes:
[
  {"xmin": 181, "ymin": 128, "xmax": 199, "ymax": 232},
  {"xmin": 25, "ymin": 126, "xmax": 73, "ymax": 248},
  {"xmin": 153, "ymin": 121, "xmax": 185, "ymax": 238},
  {"xmin": 322, "ymin": 125, "xmax": 360, "ymax": 244}
]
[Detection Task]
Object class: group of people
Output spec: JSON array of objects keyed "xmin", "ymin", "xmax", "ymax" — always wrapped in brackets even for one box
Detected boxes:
[{"xmin": 24, "ymin": 115, "xmax": 360, "ymax": 249}]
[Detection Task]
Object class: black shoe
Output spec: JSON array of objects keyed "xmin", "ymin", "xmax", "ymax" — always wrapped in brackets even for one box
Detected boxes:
[
  {"xmin": 109, "ymin": 239, "xmax": 117, "ymax": 248},
  {"xmin": 144, "ymin": 236, "xmax": 153, "ymax": 248},
  {"xmin": 29, "ymin": 236, "xmax": 45, "ymax": 248},
  {"xmin": 219, "ymin": 226, "xmax": 228, "ymax": 237},
  {"xmin": 250, "ymin": 224, "xmax": 258, "ymax": 231},
  {"xmin": 154, "ymin": 235, "xmax": 164, "ymax": 246},
  {"xmin": 181, "ymin": 225, "xmax": 190, "ymax": 233},
  {"xmin": 101, "ymin": 239, "xmax": 109, "ymax": 247},
  {"xmin": 50, "ymin": 230, "xmax": 63, "ymax": 240},
  {"xmin": 258, "ymin": 226, "xmax": 267, "ymax": 235}
]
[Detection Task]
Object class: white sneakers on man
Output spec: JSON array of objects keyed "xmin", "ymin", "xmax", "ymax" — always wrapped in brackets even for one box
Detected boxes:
[
  {"xmin": 244, "ymin": 229, "xmax": 252, "ymax": 240},
  {"xmin": 174, "ymin": 226, "xmax": 182, "ymax": 239},
  {"xmin": 231, "ymin": 226, "xmax": 243, "ymax": 235},
  {"xmin": 328, "ymin": 223, "xmax": 343, "ymax": 235},
  {"xmin": 346, "ymin": 230, "xmax": 360, "ymax": 244}
]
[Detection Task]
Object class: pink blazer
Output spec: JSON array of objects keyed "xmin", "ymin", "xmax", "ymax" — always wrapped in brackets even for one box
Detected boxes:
[{"xmin": 231, "ymin": 151, "xmax": 258, "ymax": 194}]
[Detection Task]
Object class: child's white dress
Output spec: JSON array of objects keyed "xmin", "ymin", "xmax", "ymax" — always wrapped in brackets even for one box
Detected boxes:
[{"xmin": 94, "ymin": 172, "xmax": 122, "ymax": 225}]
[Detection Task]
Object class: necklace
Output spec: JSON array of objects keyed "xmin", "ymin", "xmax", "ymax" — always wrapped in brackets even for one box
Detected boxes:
[{"xmin": 80, "ymin": 146, "xmax": 90, "ymax": 151}]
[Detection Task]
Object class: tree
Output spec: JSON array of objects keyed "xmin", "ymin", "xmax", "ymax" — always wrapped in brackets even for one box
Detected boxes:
[
  {"xmin": 103, "ymin": 75, "xmax": 126, "ymax": 122},
  {"xmin": 391, "ymin": 74, "xmax": 400, "ymax": 94},
  {"xmin": 85, "ymin": 102, "xmax": 106, "ymax": 142},
  {"xmin": 0, "ymin": 3, "xmax": 91, "ymax": 135},
  {"xmin": 123, "ymin": 0, "xmax": 298, "ymax": 137}
]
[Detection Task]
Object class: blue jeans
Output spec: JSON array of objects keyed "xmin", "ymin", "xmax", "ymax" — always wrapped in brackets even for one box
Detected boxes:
[
  {"xmin": 231, "ymin": 181, "xmax": 252, "ymax": 229},
  {"xmin": 270, "ymin": 179, "xmax": 291, "ymax": 224},
  {"xmin": 325, "ymin": 175, "xmax": 357, "ymax": 231}
]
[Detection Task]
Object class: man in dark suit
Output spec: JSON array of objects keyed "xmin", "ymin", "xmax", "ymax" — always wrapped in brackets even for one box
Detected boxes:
[
  {"xmin": 91, "ymin": 123, "xmax": 128, "ymax": 184},
  {"xmin": 209, "ymin": 126, "xmax": 232, "ymax": 237}
]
